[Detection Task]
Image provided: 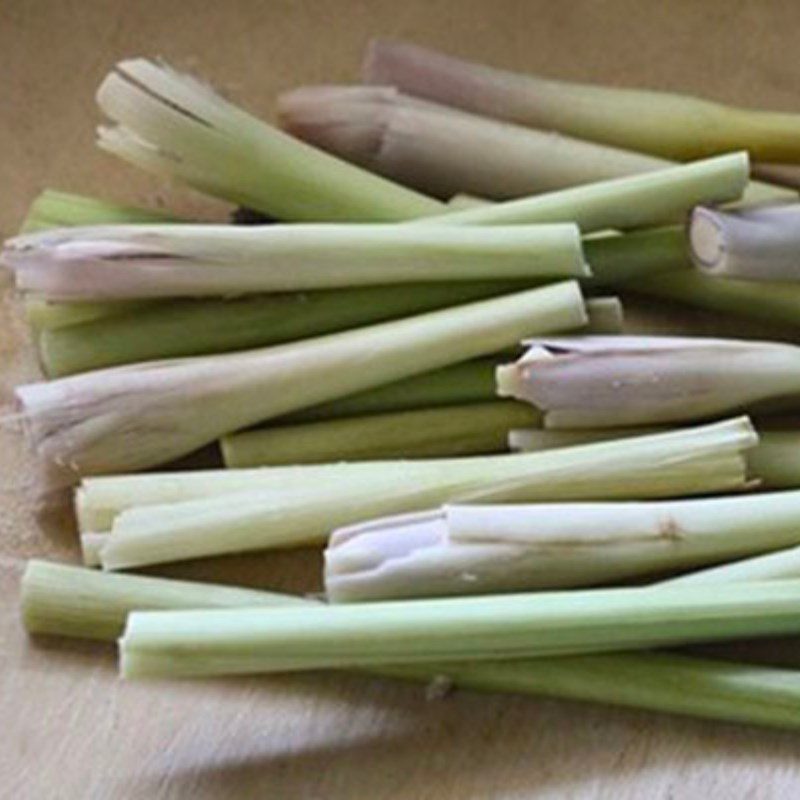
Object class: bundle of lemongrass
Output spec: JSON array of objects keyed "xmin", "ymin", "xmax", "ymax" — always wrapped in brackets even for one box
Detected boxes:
[{"xmin": 14, "ymin": 40, "xmax": 800, "ymax": 735}]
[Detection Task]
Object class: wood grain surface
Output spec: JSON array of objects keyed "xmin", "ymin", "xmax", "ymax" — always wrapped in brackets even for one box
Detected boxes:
[{"xmin": 4, "ymin": 2, "xmax": 800, "ymax": 797}]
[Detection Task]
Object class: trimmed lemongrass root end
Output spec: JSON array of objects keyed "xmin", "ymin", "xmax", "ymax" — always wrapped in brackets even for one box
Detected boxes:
[
  {"xmin": 412, "ymin": 152, "xmax": 749, "ymax": 232},
  {"xmin": 363, "ymin": 39, "xmax": 800, "ymax": 163},
  {"xmin": 94, "ymin": 417, "xmax": 755, "ymax": 569},
  {"xmin": 497, "ymin": 335, "xmax": 800, "ymax": 429},
  {"xmin": 119, "ymin": 580, "xmax": 800, "ymax": 677},
  {"xmin": 97, "ymin": 59, "xmax": 443, "ymax": 222},
  {"xmin": 689, "ymin": 204, "xmax": 800, "ymax": 281},
  {"xmin": 220, "ymin": 401, "xmax": 541, "ymax": 467},
  {"xmin": 15, "ymin": 281, "xmax": 586, "ymax": 475},
  {"xmin": 324, "ymin": 491, "xmax": 800, "ymax": 602}
]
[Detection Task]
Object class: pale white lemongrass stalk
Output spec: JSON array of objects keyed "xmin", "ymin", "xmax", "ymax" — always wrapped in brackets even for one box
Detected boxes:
[
  {"xmin": 364, "ymin": 39, "xmax": 800, "ymax": 163},
  {"xmin": 75, "ymin": 415, "xmax": 751, "ymax": 534},
  {"xmin": 689, "ymin": 204, "xmax": 800, "ymax": 281},
  {"xmin": 14, "ymin": 282, "xmax": 584, "ymax": 475},
  {"xmin": 411, "ymin": 152, "xmax": 749, "ymax": 231},
  {"xmin": 497, "ymin": 336, "xmax": 800, "ymax": 428},
  {"xmin": 80, "ymin": 532, "xmax": 107, "ymax": 567},
  {"xmin": 96, "ymin": 59, "xmax": 442, "ymax": 222},
  {"xmin": 2, "ymin": 223, "xmax": 587, "ymax": 301},
  {"xmin": 509, "ymin": 426, "xmax": 800, "ymax": 491},
  {"xmin": 447, "ymin": 194, "xmax": 491, "ymax": 209},
  {"xmin": 324, "ymin": 491, "xmax": 800, "ymax": 602},
  {"xmin": 278, "ymin": 85, "xmax": 792, "ymax": 204},
  {"xmin": 120, "ymin": 580, "xmax": 800, "ymax": 677},
  {"xmin": 666, "ymin": 544, "xmax": 800, "ymax": 586},
  {"xmin": 23, "ymin": 561, "xmax": 800, "ymax": 731},
  {"xmin": 93, "ymin": 418, "xmax": 755, "ymax": 569}
]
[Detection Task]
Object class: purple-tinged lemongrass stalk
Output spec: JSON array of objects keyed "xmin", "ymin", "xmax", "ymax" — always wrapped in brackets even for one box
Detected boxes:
[
  {"xmin": 91, "ymin": 417, "xmax": 755, "ymax": 569},
  {"xmin": 96, "ymin": 59, "xmax": 443, "ymax": 222},
  {"xmin": 12, "ymin": 281, "xmax": 585, "ymax": 475},
  {"xmin": 278, "ymin": 85, "xmax": 792, "ymax": 205},
  {"xmin": 1, "ymin": 222, "xmax": 586, "ymax": 301},
  {"xmin": 496, "ymin": 336, "xmax": 800, "ymax": 429},
  {"xmin": 689, "ymin": 204, "xmax": 800, "ymax": 282},
  {"xmin": 363, "ymin": 39, "xmax": 800, "ymax": 163},
  {"xmin": 324, "ymin": 490, "xmax": 800, "ymax": 602}
]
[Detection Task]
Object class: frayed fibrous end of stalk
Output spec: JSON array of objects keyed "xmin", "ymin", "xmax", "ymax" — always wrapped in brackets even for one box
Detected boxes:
[
  {"xmin": 496, "ymin": 335, "xmax": 800, "ymax": 428},
  {"xmin": 95, "ymin": 59, "xmax": 441, "ymax": 222}
]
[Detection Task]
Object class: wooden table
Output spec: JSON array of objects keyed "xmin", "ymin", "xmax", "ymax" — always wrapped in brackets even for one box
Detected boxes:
[{"xmin": 4, "ymin": 1, "xmax": 800, "ymax": 796}]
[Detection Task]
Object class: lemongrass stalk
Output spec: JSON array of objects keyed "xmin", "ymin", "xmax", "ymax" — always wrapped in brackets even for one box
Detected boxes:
[
  {"xmin": 16, "ymin": 282, "xmax": 584, "ymax": 475},
  {"xmin": 279, "ymin": 85, "xmax": 793, "ymax": 205},
  {"xmin": 583, "ymin": 297, "xmax": 623, "ymax": 333},
  {"xmin": 509, "ymin": 427, "xmax": 800, "ymax": 490},
  {"xmin": 689, "ymin": 204, "xmax": 800, "ymax": 281},
  {"xmin": 25, "ymin": 297, "xmax": 155, "ymax": 331},
  {"xmin": 36, "ymin": 285, "xmax": 529, "ymax": 378},
  {"xmin": 94, "ymin": 418, "xmax": 754, "ymax": 569},
  {"xmin": 666, "ymin": 544, "xmax": 800, "ymax": 586},
  {"xmin": 23, "ymin": 561, "xmax": 800, "ymax": 731},
  {"xmin": 120, "ymin": 580, "xmax": 800, "ymax": 677},
  {"xmin": 3, "ymin": 223, "xmax": 586, "ymax": 301},
  {"xmin": 497, "ymin": 336, "xmax": 800, "ymax": 429},
  {"xmin": 80, "ymin": 532, "xmax": 107, "ymax": 567},
  {"xmin": 412, "ymin": 153, "xmax": 748, "ymax": 231},
  {"xmin": 221, "ymin": 401, "xmax": 540, "ymax": 467},
  {"xmin": 21, "ymin": 560, "xmax": 304, "ymax": 640},
  {"xmin": 325, "ymin": 491, "xmax": 800, "ymax": 602},
  {"xmin": 19, "ymin": 189, "xmax": 179, "ymax": 233},
  {"xmin": 96, "ymin": 59, "xmax": 442, "ymax": 222},
  {"xmin": 753, "ymin": 163, "xmax": 800, "ymax": 190},
  {"xmin": 364, "ymin": 39, "xmax": 800, "ymax": 163}
]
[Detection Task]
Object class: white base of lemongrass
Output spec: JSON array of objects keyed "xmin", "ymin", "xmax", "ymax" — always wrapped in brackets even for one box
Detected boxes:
[
  {"xmin": 119, "ymin": 580, "xmax": 800, "ymax": 677},
  {"xmin": 325, "ymin": 491, "xmax": 800, "ymax": 602},
  {"xmin": 87, "ymin": 418, "xmax": 755, "ymax": 570},
  {"xmin": 3, "ymin": 223, "xmax": 587, "ymax": 300},
  {"xmin": 497, "ymin": 336, "xmax": 800, "ymax": 429},
  {"xmin": 15, "ymin": 281, "xmax": 585, "ymax": 475}
]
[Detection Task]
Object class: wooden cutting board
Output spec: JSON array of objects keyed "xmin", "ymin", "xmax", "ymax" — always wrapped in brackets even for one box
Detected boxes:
[{"xmin": 4, "ymin": 1, "xmax": 800, "ymax": 796}]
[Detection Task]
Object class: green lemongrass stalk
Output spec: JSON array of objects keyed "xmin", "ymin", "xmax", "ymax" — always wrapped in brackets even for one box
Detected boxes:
[
  {"xmin": 324, "ymin": 491, "xmax": 800, "ymax": 602},
  {"xmin": 19, "ymin": 189, "xmax": 180, "ymax": 233},
  {"xmin": 22, "ymin": 561, "xmax": 800, "ymax": 731},
  {"xmin": 689, "ymin": 204, "xmax": 800, "ymax": 281},
  {"xmin": 510, "ymin": 427, "xmax": 800, "ymax": 491},
  {"xmin": 75, "ymin": 416, "xmax": 752, "ymax": 534},
  {"xmin": 25, "ymin": 297, "xmax": 155, "ymax": 331},
  {"xmin": 15, "ymin": 282, "xmax": 584, "ymax": 475},
  {"xmin": 753, "ymin": 163, "xmax": 800, "ymax": 190},
  {"xmin": 3, "ymin": 223, "xmax": 586, "ymax": 301},
  {"xmin": 93, "ymin": 418, "xmax": 754, "ymax": 568},
  {"xmin": 497, "ymin": 336, "xmax": 800, "ymax": 429},
  {"xmin": 220, "ymin": 401, "xmax": 540, "ymax": 468},
  {"xmin": 96, "ymin": 59, "xmax": 442, "ymax": 222},
  {"xmin": 36, "ymin": 285, "xmax": 530, "ymax": 378},
  {"xmin": 582, "ymin": 297, "xmax": 623, "ymax": 333},
  {"xmin": 21, "ymin": 560, "xmax": 305, "ymax": 640},
  {"xmin": 626, "ymin": 268, "xmax": 800, "ymax": 329},
  {"xmin": 666, "ymin": 544, "xmax": 800, "ymax": 587},
  {"xmin": 412, "ymin": 152, "xmax": 749, "ymax": 231},
  {"xmin": 120, "ymin": 580, "xmax": 800, "ymax": 677},
  {"xmin": 278, "ymin": 85, "xmax": 792, "ymax": 204},
  {"xmin": 364, "ymin": 39, "xmax": 800, "ymax": 162},
  {"xmin": 80, "ymin": 533, "xmax": 106, "ymax": 567}
]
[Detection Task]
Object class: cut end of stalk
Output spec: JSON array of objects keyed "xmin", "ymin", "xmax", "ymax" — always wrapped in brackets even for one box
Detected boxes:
[{"xmin": 689, "ymin": 207, "xmax": 725, "ymax": 269}]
